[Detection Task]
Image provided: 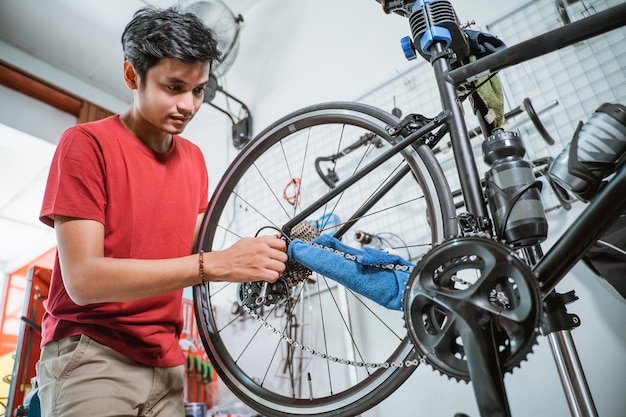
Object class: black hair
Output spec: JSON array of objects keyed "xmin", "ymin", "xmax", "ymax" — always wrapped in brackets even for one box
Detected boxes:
[{"xmin": 121, "ymin": 6, "xmax": 221, "ymax": 82}]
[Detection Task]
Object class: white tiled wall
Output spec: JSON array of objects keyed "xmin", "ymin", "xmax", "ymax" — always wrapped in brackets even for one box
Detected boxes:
[
  {"xmin": 488, "ymin": 0, "xmax": 626, "ymax": 156},
  {"xmin": 356, "ymin": 0, "xmax": 626, "ymax": 214}
]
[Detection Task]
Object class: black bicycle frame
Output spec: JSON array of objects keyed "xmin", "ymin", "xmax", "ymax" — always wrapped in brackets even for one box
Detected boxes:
[
  {"xmin": 437, "ymin": 2, "xmax": 626, "ymax": 299},
  {"xmin": 283, "ymin": 3, "xmax": 626, "ymax": 298},
  {"xmin": 282, "ymin": 113, "xmax": 448, "ymax": 235},
  {"xmin": 424, "ymin": 5, "xmax": 625, "ymax": 415},
  {"xmin": 193, "ymin": 4, "xmax": 625, "ymax": 417}
]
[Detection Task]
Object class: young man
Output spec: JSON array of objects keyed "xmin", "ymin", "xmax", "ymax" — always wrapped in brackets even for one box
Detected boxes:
[{"xmin": 36, "ymin": 6, "xmax": 287, "ymax": 416}]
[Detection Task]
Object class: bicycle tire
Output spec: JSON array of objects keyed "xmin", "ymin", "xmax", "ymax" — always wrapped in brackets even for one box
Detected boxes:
[{"xmin": 193, "ymin": 101, "xmax": 457, "ymax": 417}]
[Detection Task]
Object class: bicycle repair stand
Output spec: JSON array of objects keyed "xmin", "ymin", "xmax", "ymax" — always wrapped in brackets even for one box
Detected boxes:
[{"xmin": 542, "ymin": 290, "xmax": 598, "ymax": 416}]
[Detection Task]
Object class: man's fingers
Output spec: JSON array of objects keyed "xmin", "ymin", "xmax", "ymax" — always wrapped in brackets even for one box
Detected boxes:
[{"xmin": 262, "ymin": 235, "xmax": 287, "ymax": 251}]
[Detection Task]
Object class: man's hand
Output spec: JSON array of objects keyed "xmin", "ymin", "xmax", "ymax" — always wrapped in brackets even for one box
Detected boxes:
[{"xmin": 207, "ymin": 235, "xmax": 288, "ymax": 283}]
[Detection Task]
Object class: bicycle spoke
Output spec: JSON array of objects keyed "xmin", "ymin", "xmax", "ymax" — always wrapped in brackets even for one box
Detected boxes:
[{"xmin": 194, "ymin": 102, "xmax": 455, "ymax": 416}]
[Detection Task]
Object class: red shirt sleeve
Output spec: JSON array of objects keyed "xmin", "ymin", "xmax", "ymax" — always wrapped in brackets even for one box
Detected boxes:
[{"xmin": 40, "ymin": 125, "xmax": 107, "ymax": 227}]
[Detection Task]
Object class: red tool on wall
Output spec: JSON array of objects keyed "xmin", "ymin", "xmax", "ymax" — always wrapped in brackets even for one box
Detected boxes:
[
  {"xmin": 180, "ymin": 298, "xmax": 216, "ymax": 408},
  {"xmin": 6, "ymin": 266, "xmax": 50, "ymax": 416}
]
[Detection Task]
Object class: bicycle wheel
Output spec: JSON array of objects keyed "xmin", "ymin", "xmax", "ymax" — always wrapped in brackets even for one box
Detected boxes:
[{"xmin": 193, "ymin": 101, "xmax": 457, "ymax": 416}]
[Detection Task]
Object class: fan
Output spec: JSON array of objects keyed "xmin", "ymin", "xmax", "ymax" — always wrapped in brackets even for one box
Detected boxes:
[
  {"xmin": 181, "ymin": 0, "xmax": 252, "ymax": 149},
  {"xmin": 182, "ymin": 0, "xmax": 243, "ymax": 77}
]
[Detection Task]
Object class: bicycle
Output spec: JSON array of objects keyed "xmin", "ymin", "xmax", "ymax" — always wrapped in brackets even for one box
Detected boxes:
[{"xmin": 192, "ymin": 1, "xmax": 626, "ymax": 416}]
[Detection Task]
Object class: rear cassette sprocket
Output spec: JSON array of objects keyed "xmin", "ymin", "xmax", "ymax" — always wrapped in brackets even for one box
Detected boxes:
[{"xmin": 403, "ymin": 236, "xmax": 541, "ymax": 381}]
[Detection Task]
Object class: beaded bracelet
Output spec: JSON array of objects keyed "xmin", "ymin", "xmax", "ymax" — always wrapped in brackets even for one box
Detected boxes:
[{"xmin": 198, "ymin": 250, "xmax": 206, "ymax": 285}]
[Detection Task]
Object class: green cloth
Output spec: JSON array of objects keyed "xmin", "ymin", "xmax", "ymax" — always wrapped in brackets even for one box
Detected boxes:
[{"xmin": 470, "ymin": 55, "xmax": 505, "ymax": 127}]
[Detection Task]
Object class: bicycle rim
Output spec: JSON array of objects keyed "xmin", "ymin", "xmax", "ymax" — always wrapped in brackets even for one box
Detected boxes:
[{"xmin": 194, "ymin": 101, "xmax": 457, "ymax": 416}]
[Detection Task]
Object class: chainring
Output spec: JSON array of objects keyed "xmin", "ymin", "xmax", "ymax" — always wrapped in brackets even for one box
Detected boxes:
[{"xmin": 403, "ymin": 236, "xmax": 541, "ymax": 381}]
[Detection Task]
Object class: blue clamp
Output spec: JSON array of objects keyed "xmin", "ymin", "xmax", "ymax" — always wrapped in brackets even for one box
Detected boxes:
[
  {"xmin": 419, "ymin": 26, "xmax": 452, "ymax": 56},
  {"xmin": 401, "ymin": 0, "xmax": 454, "ymax": 59},
  {"xmin": 401, "ymin": 36, "xmax": 417, "ymax": 61}
]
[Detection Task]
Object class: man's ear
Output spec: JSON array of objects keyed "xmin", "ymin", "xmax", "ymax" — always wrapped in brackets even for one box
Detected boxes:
[{"xmin": 123, "ymin": 61, "xmax": 138, "ymax": 90}]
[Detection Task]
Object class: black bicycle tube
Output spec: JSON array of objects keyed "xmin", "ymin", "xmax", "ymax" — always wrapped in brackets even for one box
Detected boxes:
[
  {"xmin": 447, "ymin": 2, "xmax": 626, "ymax": 84},
  {"xmin": 283, "ymin": 114, "xmax": 447, "ymax": 233},
  {"xmin": 432, "ymin": 42, "xmax": 490, "ymax": 223},
  {"xmin": 534, "ymin": 166, "xmax": 626, "ymax": 295},
  {"xmin": 332, "ymin": 163, "xmax": 412, "ymax": 240}
]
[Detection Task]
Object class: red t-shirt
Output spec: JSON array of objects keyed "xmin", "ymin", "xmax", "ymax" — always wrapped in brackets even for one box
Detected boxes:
[{"xmin": 39, "ymin": 115, "xmax": 208, "ymax": 367}]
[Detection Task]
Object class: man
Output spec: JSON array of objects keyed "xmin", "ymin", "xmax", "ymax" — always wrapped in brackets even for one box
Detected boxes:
[{"xmin": 36, "ymin": 6, "xmax": 287, "ymax": 416}]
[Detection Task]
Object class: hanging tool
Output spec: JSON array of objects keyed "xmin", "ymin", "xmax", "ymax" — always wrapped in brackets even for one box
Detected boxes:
[
  {"xmin": 187, "ymin": 354, "xmax": 195, "ymax": 402},
  {"xmin": 196, "ymin": 356, "xmax": 203, "ymax": 404}
]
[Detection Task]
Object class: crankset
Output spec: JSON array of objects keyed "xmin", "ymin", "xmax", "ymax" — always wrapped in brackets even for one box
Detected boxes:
[{"xmin": 403, "ymin": 236, "xmax": 541, "ymax": 382}]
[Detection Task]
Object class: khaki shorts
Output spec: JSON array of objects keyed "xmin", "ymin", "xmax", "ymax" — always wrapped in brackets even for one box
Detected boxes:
[{"xmin": 36, "ymin": 334, "xmax": 185, "ymax": 417}]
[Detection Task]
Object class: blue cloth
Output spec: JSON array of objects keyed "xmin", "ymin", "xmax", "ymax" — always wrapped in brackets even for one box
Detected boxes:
[{"xmin": 287, "ymin": 234, "xmax": 414, "ymax": 311}]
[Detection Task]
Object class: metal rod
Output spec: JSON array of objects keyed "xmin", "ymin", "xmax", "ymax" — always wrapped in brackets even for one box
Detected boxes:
[
  {"xmin": 528, "ymin": 245, "xmax": 597, "ymax": 417},
  {"xmin": 503, "ymin": 100, "xmax": 559, "ymax": 131},
  {"xmin": 547, "ymin": 330, "xmax": 599, "ymax": 417}
]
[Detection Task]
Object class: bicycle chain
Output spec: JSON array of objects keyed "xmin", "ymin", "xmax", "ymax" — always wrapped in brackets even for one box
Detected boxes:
[
  {"xmin": 310, "ymin": 242, "xmax": 415, "ymax": 272},
  {"xmin": 290, "ymin": 220, "xmax": 414, "ymax": 274},
  {"xmin": 241, "ymin": 241, "xmax": 511, "ymax": 371},
  {"xmin": 242, "ymin": 305, "xmax": 422, "ymax": 369},
  {"xmin": 239, "ymin": 220, "xmax": 422, "ymax": 369}
]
